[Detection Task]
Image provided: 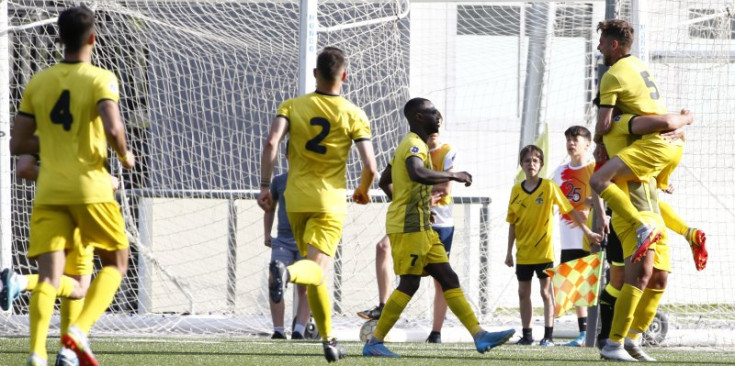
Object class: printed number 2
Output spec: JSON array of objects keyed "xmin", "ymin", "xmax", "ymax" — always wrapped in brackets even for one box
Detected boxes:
[
  {"xmin": 50, "ymin": 90, "xmax": 73, "ymax": 131},
  {"xmin": 305, "ymin": 117, "xmax": 330, "ymax": 154},
  {"xmin": 640, "ymin": 71, "xmax": 660, "ymax": 100},
  {"xmin": 410, "ymin": 254, "xmax": 419, "ymax": 266}
]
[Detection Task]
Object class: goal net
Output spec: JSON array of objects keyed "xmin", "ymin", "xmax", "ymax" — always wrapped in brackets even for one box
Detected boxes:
[{"xmin": 1, "ymin": 0, "xmax": 733, "ymax": 347}]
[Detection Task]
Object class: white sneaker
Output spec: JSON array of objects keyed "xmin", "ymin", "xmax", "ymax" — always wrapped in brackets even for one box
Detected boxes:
[
  {"xmin": 624, "ymin": 338, "xmax": 656, "ymax": 362},
  {"xmin": 55, "ymin": 347, "xmax": 79, "ymax": 366},
  {"xmin": 61, "ymin": 326, "xmax": 99, "ymax": 366},
  {"xmin": 26, "ymin": 353, "xmax": 47, "ymax": 366},
  {"xmin": 600, "ymin": 342, "xmax": 638, "ymax": 362}
]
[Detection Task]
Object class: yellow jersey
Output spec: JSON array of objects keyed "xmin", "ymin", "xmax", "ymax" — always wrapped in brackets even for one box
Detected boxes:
[
  {"xmin": 506, "ymin": 179, "xmax": 573, "ymax": 264},
  {"xmin": 386, "ymin": 133, "xmax": 433, "ymax": 234},
  {"xmin": 603, "ymin": 114, "xmax": 639, "ymax": 157},
  {"xmin": 600, "ymin": 55, "xmax": 666, "ymax": 115},
  {"xmin": 18, "ymin": 62, "xmax": 119, "ymax": 205},
  {"xmin": 429, "ymin": 143, "xmax": 455, "ymax": 227},
  {"xmin": 280, "ymin": 91, "xmax": 371, "ymax": 213}
]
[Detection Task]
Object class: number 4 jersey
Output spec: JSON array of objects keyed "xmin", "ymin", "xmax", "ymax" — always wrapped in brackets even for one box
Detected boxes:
[
  {"xmin": 18, "ymin": 62, "xmax": 120, "ymax": 205},
  {"xmin": 278, "ymin": 91, "xmax": 371, "ymax": 214},
  {"xmin": 551, "ymin": 161, "xmax": 594, "ymax": 251}
]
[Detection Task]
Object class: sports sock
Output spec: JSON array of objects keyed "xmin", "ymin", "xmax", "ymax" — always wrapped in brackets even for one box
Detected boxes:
[
  {"xmin": 578, "ymin": 317, "xmax": 587, "ymax": 333},
  {"xmin": 600, "ymin": 184, "xmax": 645, "ymax": 228},
  {"xmin": 287, "ymin": 260, "xmax": 322, "ymax": 286},
  {"xmin": 306, "ymin": 282, "xmax": 331, "ymax": 341},
  {"xmin": 29, "ymin": 281, "xmax": 56, "ymax": 359},
  {"xmin": 659, "ymin": 201, "xmax": 688, "ymax": 236},
  {"xmin": 372, "ymin": 290, "xmax": 411, "ymax": 341},
  {"xmin": 72, "ymin": 266, "xmax": 122, "ymax": 334},
  {"xmin": 628, "ymin": 288, "xmax": 665, "ymax": 342},
  {"xmin": 609, "ymin": 284, "xmax": 643, "ymax": 344},
  {"xmin": 522, "ymin": 328, "xmax": 533, "ymax": 340},
  {"xmin": 599, "ymin": 284, "xmax": 620, "ymax": 341},
  {"xmin": 293, "ymin": 323, "xmax": 306, "ymax": 335},
  {"xmin": 60, "ymin": 298, "xmax": 85, "ymax": 336},
  {"xmin": 273, "ymin": 326, "xmax": 285, "ymax": 334},
  {"xmin": 443, "ymin": 288, "xmax": 482, "ymax": 335},
  {"xmin": 56, "ymin": 276, "xmax": 76, "ymax": 298},
  {"xmin": 544, "ymin": 326, "xmax": 554, "ymax": 341}
]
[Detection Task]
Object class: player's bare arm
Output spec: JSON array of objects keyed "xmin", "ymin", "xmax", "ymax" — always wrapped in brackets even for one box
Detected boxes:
[
  {"xmin": 631, "ymin": 109, "xmax": 693, "ymax": 135},
  {"xmin": 9, "ymin": 114, "xmax": 39, "ymax": 155},
  {"xmin": 378, "ymin": 164, "xmax": 393, "ymax": 200},
  {"xmin": 99, "ymin": 100, "xmax": 135, "ymax": 169},
  {"xmin": 569, "ymin": 209, "xmax": 602, "ymax": 245},
  {"xmin": 352, "ymin": 139, "xmax": 378, "ymax": 205},
  {"xmin": 505, "ymin": 225, "xmax": 515, "ymax": 267},
  {"xmin": 258, "ymin": 115, "xmax": 288, "ymax": 211},
  {"xmin": 263, "ymin": 204, "xmax": 275, "ymax": 248},
  {"xmin": 405, "ymin": 156, "xmax": 471, "ymax": 187}
]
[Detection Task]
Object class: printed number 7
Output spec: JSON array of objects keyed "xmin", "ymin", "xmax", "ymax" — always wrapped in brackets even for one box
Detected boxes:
[{"xmin": 410, "ymin": 254, "xmax": 419, "ymax": 266}]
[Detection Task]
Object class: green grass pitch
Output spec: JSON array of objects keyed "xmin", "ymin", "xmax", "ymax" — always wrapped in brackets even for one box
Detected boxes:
[{"xmin": 1, "ymin": 337, "xmax": 734, "ymax": 365}]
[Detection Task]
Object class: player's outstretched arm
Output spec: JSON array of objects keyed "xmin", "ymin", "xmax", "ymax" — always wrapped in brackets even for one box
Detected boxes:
[
  {"xmin": 99, "ymin": 100, "xmax": 135, "ymax": 170},
  {"xmin": 378, "ymin": 164, "xmax": 393, "ymax": 200},
  {"xmin": 505, "ymin": 225, "xmax": 515, "ymax": 267},
  {"xmin": 630, "ymin": 109, "xmax": 693, "ymax": 135},
  {"xmin": 258, "ymin": 116, "xmax": 288, "ymax": 211},
  {"xmin": 9, "ymin": 114, "xmax": 38, "ymax": 156},
  {"xmin": 569, "ymin": 209, "xmax": 602, "ymax": 245},
  {"xmin": 405, "ymin": 156, "xmax": 472, "ymax": 187},
  {"xmin": 353, "ymin": 140, "xmax": 378, "ymax": 205}
]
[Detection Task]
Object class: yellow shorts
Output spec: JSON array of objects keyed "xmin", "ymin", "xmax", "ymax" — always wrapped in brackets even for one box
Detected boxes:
[
  {"xmin": 29, "ymin": 202, "xmax": 129, "ymax": 259},
  {"xmin": 287, "ymin": 212, "xmax": 345, "ymax": 258},
  {"xmin": 388, "ymin": 230, "xmax": 449, "ymax": 276},
  {"xmin": 616, "ymin": 136, "xmax": 683, "ymax": 190},
  {"xmin": 612, "ymin": 211, "xmax": 671, "ymax": 273},
  {"xmin": 64, "ymin": 229, "xmax": 94, "ymax": 276}
]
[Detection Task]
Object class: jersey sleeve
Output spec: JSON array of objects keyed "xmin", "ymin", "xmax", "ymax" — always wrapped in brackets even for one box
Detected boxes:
[
  {"xmin": 551, "ymin": 182, "xmax": 574, "ymax": 215},
  {"xmin": 350, "ymin": 109, "xmax": 372, "ymax": 142},
  {"xmin": 403, "ymin": 139, "xmax": 428, "ymax": 164},
  {"xmin": 612, "ymin": 114, "xmax": 635, "ymax": 136},
  {"xmin": 276, "ymin": 99, "xmax": 293, "ymax": 120},
  {"xmin": 599, "ymin": 72, "xmax": 622, "ymax": 108},
  {"xmin": 505, "ymin": 186, "xmax": 518, "ymax": 224},
  {"xmin": 17, "ymin": 77, "xmax": 37, "ymax": 116},
  {"xmin": 443, "ymin": 146, "xmax": 456, "ymax": 171},
  {"xmin": 94, "ymin": 70, "xmax": 120, "ymax": 103}
]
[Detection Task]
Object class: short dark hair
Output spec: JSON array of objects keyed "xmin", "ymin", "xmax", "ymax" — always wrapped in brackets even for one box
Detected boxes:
[
  {"xmin": 403, "ymin": 97, "xmax": 430, "ymax": 120},
  {"xmin": 597, "ymin": 19, "xmax": 634, "ymax": 49},
  {"xmin": 519, "ymin": 144, "xmax": 544, "ymax": 165},
  {"xmin": 58, "ymin": 6, "xmax": 95, "ymax": 53},
  {"xmin": 564, "ymin": 125, "xmax": 592, "ymax": 141},
  {"xmin": 316, "ymin": 47, "xmax": 345, "ymax": 82}
]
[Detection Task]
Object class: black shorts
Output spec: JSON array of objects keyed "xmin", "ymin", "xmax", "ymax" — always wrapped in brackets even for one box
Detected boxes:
[
  {"xmin": 561, "ymin": 249, "xmax": 589, "ymax": 263},
  {"xmin": 516, "ymin": 262, "xmax": 553, "ymax": 281},
  {"xmin": 605, "ymin": 221, "xmax": 624, "ymax": 265}
]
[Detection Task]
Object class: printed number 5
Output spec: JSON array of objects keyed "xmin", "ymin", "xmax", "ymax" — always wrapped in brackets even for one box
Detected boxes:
[
  {"xmin": 305, "ymin": 117, "xmax": 330, "ymax": 154},
  {"xmin": 410, "ymin": 254, "xmax": 419, "ymax": 266},
  {"xmin": 50, "ymin": 90, "xmax": 73, "ymax": 131},
  {"xmin": 640, "ymin": 71, "xmax": 660, "ymax": 100}
]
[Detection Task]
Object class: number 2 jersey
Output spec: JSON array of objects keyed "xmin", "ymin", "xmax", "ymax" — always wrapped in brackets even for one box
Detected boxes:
[
  {"xmin": 278, "ymin": 91, "xmax": 372, "ymax": 214},
  {"xmin": 18, "ymin": 62, "xmax": 119, "ymax": 205},
  {"xmin": 551, "ymin": 161, "xmax": 594, "ymax": 251}
]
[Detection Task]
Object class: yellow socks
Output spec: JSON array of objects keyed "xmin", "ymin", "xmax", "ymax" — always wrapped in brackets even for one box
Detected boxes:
[
  {"xmin": 29, "ymin": 281, "xmax": 56, "ymax": 359},
  {"xmin": 25, "ymin": 274, "xmax": 38, "ymax": 291},
  {"xmin": 56, "ymin": 276, "xmax": 76, "ymax": 298},
  {"xmin": 628, "ymin": 288, "xmax": 665, "ymax": 341},
  {"xmin": 609, "ymin": 284, "xmax": 643, "ymax": 344},
  {"xmin": 659, "ymin": 201, "xmax": 688, "ymax": 236},
  {"xmin": 306, "ymin": 282, "xmax": 332, "ymax": 341},
  {"xmin": 61, "ymin": 298, "xmax": 85, "ymax": 335},
  {"xmin": 600, "ymin": 185, "xmax": 644, "ymax": 228},
  {"xmin": 444, "ymin": 288, "xmax": 483, "ymax": 335},
  {"xmin": 72, "ymin": 267, "xmax": 122, "ymax": 334},
  {"xmin": 288, "ymin": 260, "xmax": 323, "ymax": 286},
  {"xmin": 373, "ymin": 290, "xmax": 411, "ymax": 340}
]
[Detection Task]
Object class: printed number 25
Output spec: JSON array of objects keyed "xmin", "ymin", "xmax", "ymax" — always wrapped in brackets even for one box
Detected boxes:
[
  {"xmin": 305, "ymin": 117, "xmax": 330, "ymax": 154},
  {"xmin": 640, "ymin": 71, "xmax": 660, "ymax": 100},
  {"xmin": 50, "ymin": 90, "xmax": 73, "ymax": 131}
]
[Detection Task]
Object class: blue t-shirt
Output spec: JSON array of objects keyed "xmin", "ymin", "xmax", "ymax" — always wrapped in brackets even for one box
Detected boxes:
[{"xmin": 270, "ymin": 173, "xmax": 295, "ymax": 241}]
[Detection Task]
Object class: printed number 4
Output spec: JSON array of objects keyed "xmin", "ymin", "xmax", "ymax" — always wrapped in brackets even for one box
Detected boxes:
[
  {"xmin": 305, "ymin": 117, "xmax": 330, "ymax": 154},
  {"xmin": 50, "ymin": 90, "xmax": 73, "ymax": 131}
]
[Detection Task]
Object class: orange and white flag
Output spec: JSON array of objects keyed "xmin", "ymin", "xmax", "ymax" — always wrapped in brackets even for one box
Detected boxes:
[{"xmin": 545, "ymin": 252, "xmax": 604, "ymax": 318}]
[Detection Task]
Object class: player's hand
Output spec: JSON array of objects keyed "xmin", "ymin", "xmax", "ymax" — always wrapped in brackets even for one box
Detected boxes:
[
  {"xmin": 661, "ymin": 127, "xmax": 686, "ymax": 142},
  {"xmin": 109, "ymin": 175, "xmax": 120, "ymax": 192},
  {"xmin": 352, "ymin": 187, "xmax": 370, "ymax": 205},
  {"xmin": 680, "ymin": 108, "xmax": 693, "ymax": 124},
  {"xmin": 118, "ymin": 151, "xmax": 135, "ymax": 170},
  {"xmin": 264, "ymin": 236, "xmax": 272, "ymax": 248},
  {"xmin": 430, "ymin": 192, "xmax": 444, "ymax": 206},
  {"xmin": 663, "ymin": 184, "xmax": 675, "ymax": 194},
  {"xmin": 593, "ymin": 144, "xmax": 608, "ymax": 165},
  {"xmin": 504, "ymin": 253, "xmax": 514, "ymax": 267},
  {"xmin": 451, "ymin": 171, "xmax": 472, "ymax": 187},
  {"xmin": 586, "ymin": 231, "xmax": 603, "ymax": 245},
  {"xmin": 257, "ymin": 188, "xmax": 273, "ymax": 211}
]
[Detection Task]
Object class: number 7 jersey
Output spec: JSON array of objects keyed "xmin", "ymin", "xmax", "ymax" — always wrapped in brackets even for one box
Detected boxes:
[
  {"xmin": 278, "ymin": 91, "xmax": 371, "ymax": 213},
  {"xmin": 18, "ymin": 62, "xmax": 119, "ymax": 205}
]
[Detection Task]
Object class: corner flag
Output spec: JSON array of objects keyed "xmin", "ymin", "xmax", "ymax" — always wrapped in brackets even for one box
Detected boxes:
[{"xmin": 544, "ymin": 251, "xmax": 604, "ymax": 318}]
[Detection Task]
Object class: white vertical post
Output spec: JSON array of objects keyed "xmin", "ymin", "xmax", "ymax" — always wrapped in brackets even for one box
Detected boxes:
[
  {"xmin": 0, "ymin": 0, "xmax": 12, "ymax": 271},
  {"xmin": 298, "ymin": 0, "xmax": 318, "ymax": 95},
  {"xmin": 631, "ymin": 0, "xmax": 649, "ymax": 63}
]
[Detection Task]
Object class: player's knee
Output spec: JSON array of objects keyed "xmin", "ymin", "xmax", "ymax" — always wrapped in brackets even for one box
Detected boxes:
[
  {"xmin": 518, "ymin": 286, "xmax": 531, "ymax": 299},
  {"xmin": 397, "ymin": 276, "xmax": 420, "ymax": 296},
  {"xmin": 590, "ymin": 173, "xmax": 606, "ymax": 193},
  {"xmin": 437, "ymin": 271, "xmax": 459, "ymax": 291}
]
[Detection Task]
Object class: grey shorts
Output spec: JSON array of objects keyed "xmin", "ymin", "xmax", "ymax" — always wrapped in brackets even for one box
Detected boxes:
[{"xmin": 270, "ymin": 237, "xmax": 302, "ymax": 265}]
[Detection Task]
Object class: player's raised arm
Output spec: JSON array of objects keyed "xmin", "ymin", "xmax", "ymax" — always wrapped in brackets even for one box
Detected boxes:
[
  {"xmin": 630, "ymin": 109, "xmax": 693, "ymax": 135},
  {"xmin": 352, "ymin": 139, "xmax": 378, "ymax": 205},
  {"xmin": 405, "ymin": 156, "xmax": 471, "ymax": 187},
  {"xmin": 99, "ymin": 100, "xmax": 135, "ymax": 169},
  {"xmin": 258, "ymin": 115, "xmax": 288, "ymax": 211}
]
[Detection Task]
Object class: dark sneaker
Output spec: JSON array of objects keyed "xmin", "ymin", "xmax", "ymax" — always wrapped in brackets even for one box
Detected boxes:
[
  {"xmin": 426, "ymin": 331, "xmax": 442, "ymax": 343},
  {"xmin": 269, "ymin": 261, "xmax": 287, "ymax": 303},
  {"xmin": 475, "ymin": 329, "xmax": 515, "ymax": 353},
  {"xmin": 356, "ymin": 305, "xmax": 383, "ymax": 320},
  {"xmin": 291, "ymin": 331, "xmax": 304, "ymax": 340},
  {"xmin": 539, "ymin": 338, "xmax": 555, "ymax": 347},
  {"xmin": 516, "ymin": 337, "xmax": 534, "ymax": 345},
  {"xmin": 271, "ymin": 331, "xmax": 286, "ymax": 339},
  {"xmin": 323, "ymin": 339, "xmax": 346, "ymax": 362}
]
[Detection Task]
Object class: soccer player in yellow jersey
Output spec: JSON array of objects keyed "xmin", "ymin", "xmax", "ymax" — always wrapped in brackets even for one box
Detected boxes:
[
  {"xmin": 9, "ymin": 7, "xmax": 135, "ymax": 366},
  {"xmin": 506, "ymin": 145, "xmax": 601, "ymax": 346},
  {"xmin": 591, "ymin": 19, "xmax": 686, "ymax": 262},
  {"xmin": 362, "ymin": 98, "xmax": 515, "ymax": 358},
  {"xmin": 258, "ymin": 46, "xmax": 378, "ymax": 362}
]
